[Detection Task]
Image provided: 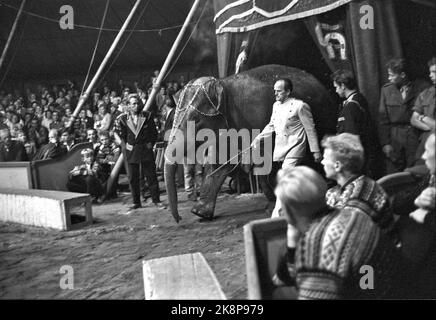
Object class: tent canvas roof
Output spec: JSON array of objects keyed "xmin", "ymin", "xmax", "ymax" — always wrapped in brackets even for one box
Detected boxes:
[{"xmin": 0, "ymin": 0, "xmax": 215, "ymax": 80}]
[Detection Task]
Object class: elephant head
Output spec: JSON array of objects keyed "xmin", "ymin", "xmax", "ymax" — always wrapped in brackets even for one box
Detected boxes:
[{"xmin": 164, "ymin": 77, "xmax": 230, "ymax": 222}]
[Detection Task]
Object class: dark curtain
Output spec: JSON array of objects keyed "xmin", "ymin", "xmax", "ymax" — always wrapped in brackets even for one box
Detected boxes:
[
  {"xmin": 216, "ymin": 30, "xmax": 260, "ymax": 78},
  {"xmin": 304, "ymin": 14, "xmax": 353, "ymax": 73},
  {"xmin": 214, "ymin": 0, "xmax": 403, "ymax": 120},
  {"xmin": 303, "ymin": 0, "xmax": 403, "ymax": 120}
]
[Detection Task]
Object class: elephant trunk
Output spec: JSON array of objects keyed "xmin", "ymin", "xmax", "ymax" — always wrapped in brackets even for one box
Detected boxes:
[{"xmin": 164, "ymin": 160, "xmax": 181, "ymax": 223}]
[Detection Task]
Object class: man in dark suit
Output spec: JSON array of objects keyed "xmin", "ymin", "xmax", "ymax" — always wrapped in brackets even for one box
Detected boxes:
[
  {"xmin": 379, "ymin": 58, "xmax": 430, "ymax": 174},
  {"xmin": 27, "ymin": 117, "xmax": 49, "ymax": 149},
  {"xmin": 0, "ymin": 128, "xmax": 28, "ymax": 162},
  {"xmin": 60, "ymin": 130, "xmax": 76, "ymax": 152},
  {"xmin": 114, "ymin": 94, "xmax": 165, "ymax": 210}
]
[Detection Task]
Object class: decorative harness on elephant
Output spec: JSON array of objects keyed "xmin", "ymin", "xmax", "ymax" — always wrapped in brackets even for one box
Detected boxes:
[
  {"xmin": 165, "ymin": 78, "xmax": 232, "ymax": 166},
  {"xmin": 166, "ymin": 78, "xmax": 248, "ymax": 178}
]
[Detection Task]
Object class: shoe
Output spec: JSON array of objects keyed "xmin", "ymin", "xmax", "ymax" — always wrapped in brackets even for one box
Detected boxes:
[
  {"xmin": 129, "ymin": 204, "xmax": 142, "ymax": 210},
  {"xmin": 153, "ymin": 202, "xmax": 167, "ymax": 210}
]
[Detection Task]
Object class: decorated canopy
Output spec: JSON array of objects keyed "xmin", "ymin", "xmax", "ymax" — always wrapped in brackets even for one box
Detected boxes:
[
  {"xmin": 214, "ymin": 0, "xmax": 353, "ymax": 34},
  {"xmin": 212, "ymin": 0, "xmax": 435, "ymax": 124}
]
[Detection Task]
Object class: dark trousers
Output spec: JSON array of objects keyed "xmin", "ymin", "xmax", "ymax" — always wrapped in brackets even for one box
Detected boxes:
[
  {"xmin": 129, "ymin": 161, "xmax": 160, "ymax": 205},
  {"xmin": 395, "ymin": 215, "xmax": 436, "ymax": 298},
  {"xmin": 67, "ymin": 175, "xmax": 103, "ymax": 197}
]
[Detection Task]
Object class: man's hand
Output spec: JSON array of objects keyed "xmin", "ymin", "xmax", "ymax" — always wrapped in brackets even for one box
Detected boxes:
[
  {"xmin": 414, "ymin": 187, "xmax": 436, "ymax": 210},
  {"xmin": 382, "ymin": 144, "xmax": 394, "ymax": 158},
  {"xmin": 410, "ymin": 208, "xmax": 429, "ymax": 224},
  {"xmin": 313, "ymin": 151, "xmax": 322, "ymax": 163}
]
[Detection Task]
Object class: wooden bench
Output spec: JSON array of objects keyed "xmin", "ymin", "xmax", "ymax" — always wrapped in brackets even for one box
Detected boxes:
[
  {"xmin": 142, "ymin": 252, "xmax": 226, "ymax": 300},
  {"xmin": 32, "ymin": 142, "xmax": 93, "ymax": 191},
  {"xmin": 244, "ymin": 217, "xmax": 289, "ymax": 299},
  {"xmin": 0, "ymin": 188, "xmax": 92, "ymax": 230},
  {"xmin": 0, "ymin": 142, "xmax": 92, "ymax": 191}
]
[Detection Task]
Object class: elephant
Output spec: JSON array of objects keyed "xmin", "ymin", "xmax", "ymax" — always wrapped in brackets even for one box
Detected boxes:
[{"xmin": 164, "ymin": 64, "xmax": 337, "ymax": 223}]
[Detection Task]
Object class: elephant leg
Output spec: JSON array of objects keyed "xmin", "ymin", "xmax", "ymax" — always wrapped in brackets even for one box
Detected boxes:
[{"xmin": 191, "ymin": 164, "xmax": 231, "ymax": 220}]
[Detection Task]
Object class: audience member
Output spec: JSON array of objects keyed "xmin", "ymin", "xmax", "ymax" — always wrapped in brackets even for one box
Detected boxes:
[
  {"xmin": 41, "ymin": 110, "xmax": 53, "ymax": 130},
  {"xmin": 411, "ymin": 57, "xmax": 436, "ymax": 163},
  {"xmin": 331, "ymin": 69, "xmax": 381, "ymax": 178},
  {"xmin": 0, "ymin": 128, "xmax": 28, "ymax": 161},
  {"xmin": 321, "ymin": 133, "xmax": 394, "ymax": 231},
  {"xmin": 28, "ymin": 117, "xmax": 48, "ymax": 148},
  {"xmin": 94, "ymin": 103, "xmax": 111, "ymax": 133},
  {"xmin": 74, "ymin": 109, "xmax": 94, "ymax": 142},
  {"xmin": 16, "ymin": 130, "xmax": 37, "ymax": 160},
  {"xmin": 272, "ymin": 166, "xmax": 404, "ymax": 299},
  {"xmin": 60, "ymin": 130, "xmax": 75, "ymax": 152},
  {"xmin": 398, "ymin": 133, "xmax": 435, "ymax": 298},
  {"xmin": 87, "ymin": 128, "xmax": 100, "ymax": 152},
  {"xmin": 378, "ymin": 58, "xmax": 429, "ymax": 174},
  {"xmin": 33, "ymin": 129, "xmax": 67, "ymax": 160},
  {"xmin": 95, "ymin": 131, "xmax": 120, "ymax": 173},
  {"xmin": 50, "ymin": 111, "xmax": 64, "ymax": 131}
]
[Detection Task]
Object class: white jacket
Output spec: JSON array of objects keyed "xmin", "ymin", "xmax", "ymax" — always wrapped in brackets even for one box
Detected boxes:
[{"xmin": 257, "ymin": 97, "xmax": 319, "ymax": 161}]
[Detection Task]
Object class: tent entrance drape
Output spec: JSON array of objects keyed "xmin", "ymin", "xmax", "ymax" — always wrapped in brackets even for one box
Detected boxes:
[{"xmin": 213, "ymin": 0, "xmax": 404, "ymax": 124}]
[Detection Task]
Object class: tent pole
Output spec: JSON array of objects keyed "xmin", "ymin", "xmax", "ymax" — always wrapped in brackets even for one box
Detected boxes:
[
  {"xmin": 70, "ymin": 0, "xmax": 142, "ymax": 120},
  {"xmin": 0, "ymin": 0, "xmax": 27, "ymax": 74},
  {"xmin": 106, "ymin": 0, "xmax": 203, "ymax": 195},
  {"xmin": 142, "ymin": 0, "xmax": 202, "ymax": 113}
]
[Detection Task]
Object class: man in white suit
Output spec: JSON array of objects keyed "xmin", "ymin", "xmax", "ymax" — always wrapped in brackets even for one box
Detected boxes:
[
  {"xmin": 252, "ymin": 78, "xmax": 321, "ymax": 168},
  {"xmin": 251, "ymin": 78, "xmax": 322, "ymax": 217}
]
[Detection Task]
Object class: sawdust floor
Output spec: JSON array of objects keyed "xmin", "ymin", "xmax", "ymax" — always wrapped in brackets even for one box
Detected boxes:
[{"xmin": 0, "ymin": 183, "xmax": 270, "ymax": 299}]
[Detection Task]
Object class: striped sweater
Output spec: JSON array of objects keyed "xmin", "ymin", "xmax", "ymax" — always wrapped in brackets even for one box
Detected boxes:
[
  {"xmin": 326, "ymin": 175, "xmax": 394, "ymax": 231},
  {"xmin": 295, "ymin": 204, "xmax": 402, "ymax": 299}
]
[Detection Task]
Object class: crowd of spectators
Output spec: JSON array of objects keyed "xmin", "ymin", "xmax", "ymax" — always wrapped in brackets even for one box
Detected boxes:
[
  {"xmin": 0, "ymin": 72, "xmax": 186, "ymax": 162},
  {"xmin": 0, "ymin": 72, "xmax": 186, "ymax": 202}
]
